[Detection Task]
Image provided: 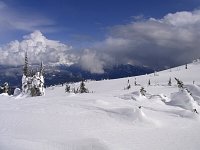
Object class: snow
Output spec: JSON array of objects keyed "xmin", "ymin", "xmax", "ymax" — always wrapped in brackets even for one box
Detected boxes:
[
  {"xmin": 1, "ymin": 61, "xmax": 200, "ymax": 150},
  {"xmin": 13, "ymin": 88, "xmax": 21, "ymax": 96},
  {"xmin": 168, "ymin": 89, "xmax": 197, "ymax": 110}
]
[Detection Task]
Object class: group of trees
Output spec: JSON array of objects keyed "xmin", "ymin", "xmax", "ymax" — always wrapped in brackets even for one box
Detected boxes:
[
  {"xmin": 0, "ymin": 51, "xmax": 45, "ymax": 97},
  {"xmin": 65, "ymin": 80, "xmax": 89, "ymax": 94},
  {"xmin": 122, "ymin": 76, "xmax": 196, "ymax": 99},
  {"xmin": 0, "ymin": 82, "xmax": 9, "ymax": 94},
  {"xmin": 22, "ymin": 51, "xmax": 45, "ymax": 97},
  {"xmin": 124, "ymin": 77, "xmax": 173, "ymax": 89}
]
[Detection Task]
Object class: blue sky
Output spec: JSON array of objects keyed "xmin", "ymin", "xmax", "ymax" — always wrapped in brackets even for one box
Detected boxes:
[
  {"xmin": 0, "ymin": 0, "xmax": 199, "ymax": 45},
  {"xmin": 1, "ymin": 0, "xmax": 200, "ymax": 72}
]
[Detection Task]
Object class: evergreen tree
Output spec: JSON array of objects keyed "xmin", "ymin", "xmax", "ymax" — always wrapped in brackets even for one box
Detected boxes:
[
  {"xmin": 148, "ymin": 79, "xmax": 151, "ymax": 86},
  {"xmin": 168, "ymin": 77, "xmax": 172, "ymax": 86},
  {"xmin": 134, "ymin": 78, "xmax": 137, "ymax": 86},
  {"xmin": 30, "ymin": 69, "xmax": 35, "ymax": 77},
  {"xmin": 71, "ymin": 87, "xmax": 76, "ymax": 94},
  {"xmin": 175, "ymin": 78, "xmax": 184, "ymax": 89},
  {"xmin": 185, "ymin": 64, "xmax": 187, "ymax": 69},
  {"xmin": 23, "ymin": 51, "xmax": 29, "ymax": 76},
  {"xmin": 79, "ymin": 80, "xmax": 88, "ymax": 93},
  {"xmin": 140, "ymin": 87, "xmax": 146, "ymax": 96},
  {"xmin": 65, "ymin": 84, "xmax": 70, "ymax": 93},
  {"xmin": 193, "ymin": 109, "xmax": 198, "ymax": 114},
  {"xmin": 126, "ymin": 79, "xmax": 131, "ymax": 89},
  {"xmin": 2, "ymin": 82, "xmax": 9, "ymax": 94},
  {"xmin": 21, "ymin": 52, "xmax": 45, "ymax": 97},
  {"xmin": 40, "ymin": 61, "xmax": 44, "ymax": 76}
]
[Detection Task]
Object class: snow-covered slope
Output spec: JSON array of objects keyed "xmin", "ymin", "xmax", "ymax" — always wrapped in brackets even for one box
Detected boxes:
[{"xmin": 1, "ymin": 61, "xmax": 200, "ymax": 150}]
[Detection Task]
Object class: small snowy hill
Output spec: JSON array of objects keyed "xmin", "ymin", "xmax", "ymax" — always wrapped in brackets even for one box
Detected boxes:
[{"xmin": 1, "ymin": 61, "xmax": 200, "ymax": 150}]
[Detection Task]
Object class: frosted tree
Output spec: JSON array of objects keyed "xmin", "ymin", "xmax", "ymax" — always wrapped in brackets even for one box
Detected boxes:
[
  {"xmin": 31, "ymin": 72, "xmax": 45, "ymax": 96},
  {"xmin": 79, "ymin": 80, "xmax": 88, "ymax": 93},
  {"xmin": 40, "ymin": 61, "xmax": 44, "ymax": 76},
  {"xmin": 148, "ymin": 79, "xmax": 151, "ymax": 86},
  {"xmin": 134, "ymin": 78, "xmax": 137, "ymax": 86},
  {"xmin": 23, "ymin": 51, "xmax": 29, "ymax": 76},
  {"xmin": 193, "ymin": 109, "xmax": 198, "ymax": 114},
  {"xmin": 125, "ymin": 79, "xmax": 131, "ymax": 89},
  {"xmin": 22, "ymin": 51, "xmax": 45, "ymax": 96},
  {"xmin": 65, "ymin": 84, "xmax": 70, "ymax": 93},
  {"xmin": 185, "ymin": 64, "xmax": 187, "ymax": 69},
  {"xmin": 168, "ymin": 77, "xmax": 172, "ymax": 86},
  {"xmin": 140, "ymin": 87, "xmax": 146, "ymax": 96},
  {"xmin": 72, "ymin": 87, "xmax": 77, "ymax": 94},
  {"xmin": 175, "ymin": 78, "xmax": 184, "ymax": 90},
  {"xmin": 30, "ymin": 69, "xmax": 35, "ymax": 77},
  {"xmin": 22, "ymin": 51, "xmax": 29, "ymax": 94},
  {"xmin": 1, "ymin": 82, "xmax": 9, "ymax": 94}
]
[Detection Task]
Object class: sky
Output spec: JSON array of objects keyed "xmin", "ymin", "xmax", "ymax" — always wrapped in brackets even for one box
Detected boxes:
[{"xmin": 0, "ymin": 0, "xmax": 200, "ymax": 73}]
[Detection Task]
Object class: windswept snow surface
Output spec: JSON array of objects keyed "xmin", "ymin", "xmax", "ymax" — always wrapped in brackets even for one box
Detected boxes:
[{"xmin": 1, "ymin": 62, "xmax": 200, "ymax": 150}]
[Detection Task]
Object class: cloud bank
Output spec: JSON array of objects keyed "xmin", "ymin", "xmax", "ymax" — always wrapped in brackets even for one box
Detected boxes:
[
  {"xmin": 90, "ymin": 9, "xmax": 200, "ymax": 70},
  {"xmin": 79, "ymin": 49, "xmax": 105, "ymax": 74},
  {"xmin": 0, "ymin": 30, "xmax": 78, "ymax": 66},
  {"xmin": 1, "ymin": 9, "xmax": 200, "ymax": 73}
]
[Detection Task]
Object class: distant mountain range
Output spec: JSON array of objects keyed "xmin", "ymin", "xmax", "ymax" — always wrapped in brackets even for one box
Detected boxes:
[{"xmin": 0, "ymin": 64, "xmax": 153, "ymax": 89}]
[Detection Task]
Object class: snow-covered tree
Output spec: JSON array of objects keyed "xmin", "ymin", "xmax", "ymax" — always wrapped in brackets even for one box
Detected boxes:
[
  {"xmin": 65, "ymin": 84, "xmax": 70, "ymax": 93},
  {"xmin": 3, "ymin": 82, "xmax": 9, "ymax": 93},
  {"xmin": 148, "ymin": 79, "xmax": 151, "ymax": 86},
  {"xmin": 0, "ymin": 82, "xmax": 9, "ymax": 94},
  {"xmin": 140, "ymin": 87, "xmax": 146, "ymax": 96},
  {"xmin": 40, "ymin": 61, "xmax": 44, "ymax": 76},
  {"xmin": 72, "ymin": 87, "xmax": 77, "ymax": 94},
  {"xmin": 134, "ymin": 78, "xmax": 137, "ymax": 86},
  {"xmin": 23, "ymin": 51, "xmax": 29, "ymax": 76},
  {"xmin": 125, "ymin": 79, "xmax": 131, "ymax": 90},
  {"xmin": 79, "ymin": 80, "xmax": 88, "ymax": 93},
  {"xmin": 22, "ymin": 51, "xmax": 45, "ymax": 96},
  {"xmin": 168, "ymin": 77, "xmax": 172, "ymax": 86},
  {"xmin": 31, "ymin": 72, "xmax": 45, "ymax": 96},
  {"xmin": 175, "ymin": 78, "xmax": 184, "ymax": 90}
]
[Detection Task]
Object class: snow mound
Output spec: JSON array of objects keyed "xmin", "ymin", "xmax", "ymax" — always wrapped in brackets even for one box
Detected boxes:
[
  {"xmin": 168, "ymin": 89, "xmax": 198, "ymax": 111},
  {"xmin": 175, "ymin": 110, "xmax": 200, "ymax": 120},
  {"xmin": 13, "ymin": 88, "xmax": 21, "ymax": 96},
  {"xmin": 14, "ymin": 93, "xmax": 32, "ymax": 99},
  {"xmin": 0, "ymin": 93, "xmax": 9, "ymax": 96},
  {"xmin": 118, "ymin": 91, "xmax": 147, "ymax": 101},
  {"xmin": 0, "ymin": 137, "xmax": 109, "ymax": 150},
  {"xmin": 103, "ymin": 107, "xmax": 158, "ymax": 126},
  {"xmin": 148, "ymin": 94, "xmax": 168, "ymax": 104},
  {"xmin": 119, "ymin": 91, "xmax": 168, "ymax": 106},
  {"xmin": 185, "ymin": 84, "xmax": 200, "ymax": 105},
  {"xmin": 68, "ymin": 138, "xmax": 110, "ymax": 150}
]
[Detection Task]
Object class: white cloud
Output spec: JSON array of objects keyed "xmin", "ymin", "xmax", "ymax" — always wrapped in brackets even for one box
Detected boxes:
[
  {"xmin": 2, "ymin": 8, "xmax": 200, "ymax": 73},
  {"xmin": 79, "ymin": 49, "xmax": 105, "ymax": 74},
  {"xmin": 91, "ymin": 9, "xmax": 200, "ymax": 69},
  {"xmin": 0, "ymin": 30, "xmax": 78, "ymax": 66},
  {"xmin": 0, "ymin": 1, "xmax": 57, "ymax": 34},
  {"xmin": 162, "ymin": 10, "xmax": 200, "ymax": 27}
]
